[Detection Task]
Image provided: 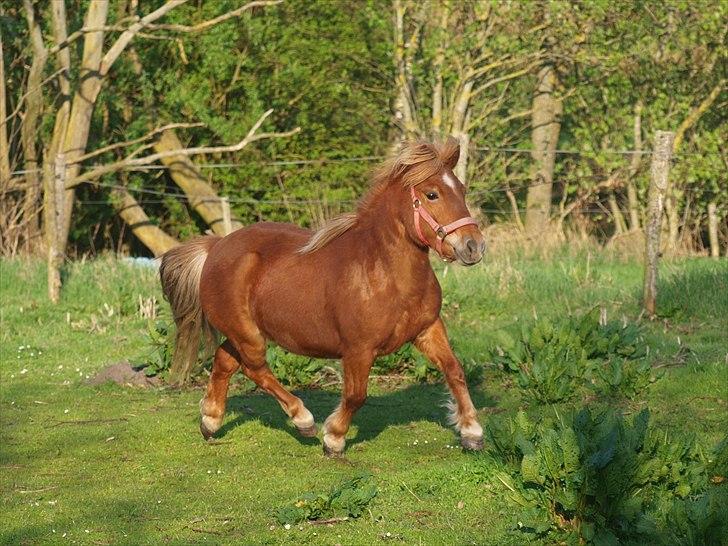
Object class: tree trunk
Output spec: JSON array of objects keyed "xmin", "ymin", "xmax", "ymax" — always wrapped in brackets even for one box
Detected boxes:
[
  {"xmin": 626, "ymin": 101, "xmax": 643, "ymax": 231},
  {"xmin": 112, "ymin": 188, "xmax": 179, "ymax": 256},
  {"xmin": 665, "ymin": 80, "xmax": 725, "ymax": 253},
  {"xmin": 430, "ymin": 1, "xmax": 449, "ymax": 137},
  {"xmin": 609, "ymin": 193, "xmax": 627, "ymax": 235},
  {"xmin": 0, "ymin": 31, "xmax": 10, "ymax": 185},
  {"xmin": 153, "ymin": 129, "xmax": 243, "ymax": 234},
  {"xmin": 58, "ymin": 1, "xmax": 110, "ymax": 251},
  {"xmin": 450, "ymin": 82, "xmax": 473, "ymax": 185},
  {"xmin": 525, "ymin": 64, "xmax": 562, "ymax": 235},
  {"xmin": 21, "ymin": 0, "xmax": 48, "ymax": 253},
  {"xmin": 392, "ymin": 0, "xmax": 420, "ymax": 141}
]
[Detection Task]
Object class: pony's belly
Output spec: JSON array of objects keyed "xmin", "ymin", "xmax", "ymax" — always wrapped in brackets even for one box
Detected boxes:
[{"xmin": 251, "ymin": 284, "xmax": 343, "ymax": 359}]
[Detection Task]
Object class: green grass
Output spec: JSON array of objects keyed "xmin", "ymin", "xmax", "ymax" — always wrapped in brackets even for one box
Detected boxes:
[{"xmin": 1, "ymin": 252, "xmax": 726, "ymax": 545}]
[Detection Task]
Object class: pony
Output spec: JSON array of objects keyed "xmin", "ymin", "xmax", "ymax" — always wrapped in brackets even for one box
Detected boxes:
[{"xmin": 159, "ymin": 138, "xmax": 486, "ymax": 456}]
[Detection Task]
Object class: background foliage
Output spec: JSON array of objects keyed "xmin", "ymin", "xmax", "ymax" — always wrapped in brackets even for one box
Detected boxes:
[{"xmin": 2, "ymin": 0, "xmax": 725, "ymax": 256}]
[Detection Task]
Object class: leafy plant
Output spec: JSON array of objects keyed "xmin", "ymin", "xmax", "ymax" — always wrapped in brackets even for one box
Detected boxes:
[
  {"xmin": 276, "ymin": 472, "xmax": 377, "ymax": 525},
  {"xmin": 485, "ymin": 407, "xmax": 724, "ymax": 544},
  {"xmin": 266, "ymin": 345, "xmax": 326, "ymax": 389},
  {"xmin": 374, "ymin": 343, "xmax": 484, "ymax": 384},
  {"xmin": 137, "ymin": 313, "xmax": 214, "ymax": 379},
  {"xmin": 589, "ymin": 358, "xmax": 655, "ymax": 399},
  {"xmin": 490, "ymin": 311, "xmax": 654, "ymax": 402},
  {"xmin": 138, "ymin": 317, "xmax": 175, "ymax": 377}
]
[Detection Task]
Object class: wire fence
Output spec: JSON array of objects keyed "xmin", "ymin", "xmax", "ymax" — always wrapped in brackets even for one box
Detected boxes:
[
  {"xmin": 7, "ymin": 143, "xmax": 720, "ymax": 178},
  {"xmin": 5, "ymin": 143, "xmax": 718, "ymax": 224}
]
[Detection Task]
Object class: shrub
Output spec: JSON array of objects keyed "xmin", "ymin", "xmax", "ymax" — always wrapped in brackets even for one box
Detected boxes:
[
  {"xmin": 137, "ymin": 313, "xmax": 214, "ymax": 380},
  {"xmin": 374, "ymin": 343, "xmax": 484, "ymax": 384},
  {"xmin": 485, "ymin": 407, "xmax": 725, "ymax": 544},
  {"xmin": 276, "ymin": 472, "xmax": 377, "ymax": 525},
  {"xmin": 266, "ymin": 345, "xmax": 327, "ymax": 389},
  {"xmin": 490, "ymin": 311, "xmax": 654, "ymax": 402}
]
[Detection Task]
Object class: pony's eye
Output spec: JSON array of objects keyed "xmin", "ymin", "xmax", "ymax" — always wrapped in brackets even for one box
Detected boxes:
[{"xmin": 425, "ymin": 191, "xmax": 438, "ymax": 201}]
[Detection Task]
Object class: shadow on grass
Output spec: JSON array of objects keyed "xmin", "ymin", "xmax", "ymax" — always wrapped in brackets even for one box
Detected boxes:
[{"xmin": 216, "ymin": 383, "xmax": 496, "ymax": 447}]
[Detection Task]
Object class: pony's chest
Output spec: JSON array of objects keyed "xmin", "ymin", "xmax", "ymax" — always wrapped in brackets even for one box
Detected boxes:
[
  {"xmin": 374, "ymin": 282, "xmax": 441, "ymax": 354},
  {"xmin": 336, "ymin": 259, "xmax": 441, "ymax": 351}
]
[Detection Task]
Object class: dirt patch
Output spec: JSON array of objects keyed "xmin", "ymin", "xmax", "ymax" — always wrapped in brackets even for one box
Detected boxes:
[{"xmin": 88, "ymin": 361, "xmax": 162, "ymax": 388}]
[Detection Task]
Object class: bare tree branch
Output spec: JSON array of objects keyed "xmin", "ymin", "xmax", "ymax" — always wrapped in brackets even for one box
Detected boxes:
[
  {"xmin": 66, "ymin": 109, "xmax": 300, "ymax": 189},
  {"xmin": 471, "ymin": 62, "xmax": 541, "ymax": 99},
  {"xmin": 47, "ymin": 21, "xmax": 137, "ymax": 56},
  {"xmin": 672, "ymin": 79, "xmax": 725, "ymax": 153},
  {"xmin": 69, "ymin": 122, "xmax": 204, "ymax": 164},
  {"xmin": 100, "ymin": 0, "xmax": 188, "ymax": 76},
  {"xmin": 145, "ymin": 0, "xmax": 282, "ymax": 33},
  {"xmin": 1, "ymin": 69, "xmax": 66, "ymax": 126}
]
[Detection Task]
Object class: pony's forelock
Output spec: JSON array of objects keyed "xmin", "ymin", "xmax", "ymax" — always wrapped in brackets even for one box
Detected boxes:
[{"xmin": 373, "ymin": 137, "xmax": 460, "ymax": 188}]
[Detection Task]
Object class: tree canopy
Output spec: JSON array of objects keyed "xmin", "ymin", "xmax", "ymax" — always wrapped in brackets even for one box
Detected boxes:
[{"xmin": 1, "ymin": 0, "xmax": 725, "ymax": 259}]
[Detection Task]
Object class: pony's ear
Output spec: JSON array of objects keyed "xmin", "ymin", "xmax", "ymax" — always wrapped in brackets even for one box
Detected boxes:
[{"xmin": 442, "ymin": 137, "xmax": 460, "ymax": 170}]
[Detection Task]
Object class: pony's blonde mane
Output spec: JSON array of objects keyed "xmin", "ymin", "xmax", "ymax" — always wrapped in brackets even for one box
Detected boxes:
[{"xmin": 299, "ymin": 138, "xmax": 459, "ymax": 254}]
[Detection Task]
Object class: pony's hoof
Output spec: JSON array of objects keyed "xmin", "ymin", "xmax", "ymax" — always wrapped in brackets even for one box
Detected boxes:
[
  {"xmin": 461, "ymin": 436, "xmax": 484, "ymax": 451},
  {"xmin": 323, "ymin": 443, "xmax": 344, "ymax": 458},
  {"xmin": 200, "ymin": 421, "xmax": 215, "ymax": 441},
  {"xmin": 297, "ymin": 423, "xmax": 318, "ymax": 438}
]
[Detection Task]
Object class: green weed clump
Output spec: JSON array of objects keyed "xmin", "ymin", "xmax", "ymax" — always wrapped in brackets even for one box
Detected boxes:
[
  {"xmin": 374, "ymin": 343, "xmax": 484, "ymax": 384},
  {"xmin": 490, "ymin": 310, "xmax": 654, "ymax": 402},
  {"xmin": 266, "ymin": 346, "xmax": 328, "ymax": 388},
  {"xmin": 276, "ymin": 472, "xmax": 377, "ymax": 525},
  {"xmin": 485, "ymin": 408, "xmax": 728, "ymax": 545},
  {"xmin": 140, "ymin": 317, "xmax": 175, "ymax": 377}
]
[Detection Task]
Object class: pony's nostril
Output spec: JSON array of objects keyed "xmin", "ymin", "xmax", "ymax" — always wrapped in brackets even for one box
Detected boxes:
[{"xmin": 466, "ymin": 238, "xmax": 478, "ymax": 256}]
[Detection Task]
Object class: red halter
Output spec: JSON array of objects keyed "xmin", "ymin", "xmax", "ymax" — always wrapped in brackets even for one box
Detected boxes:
[{"xmin": 410, "ymin": 186, "xmax": 478, "ymax": 258}]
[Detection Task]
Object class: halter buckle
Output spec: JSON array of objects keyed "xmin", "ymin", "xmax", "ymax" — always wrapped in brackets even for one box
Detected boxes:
[
  {"xmin": 436, "ymin": 227, "xmax": 446, "ymax": 239},
  {"xmin": 412, "ymin": 198, "xmax": 421, "ymax": 209}
]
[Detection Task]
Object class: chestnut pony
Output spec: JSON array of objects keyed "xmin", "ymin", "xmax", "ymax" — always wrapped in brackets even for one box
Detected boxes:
[{"xmin": 160, "ymin": 138, "xmax": 486, "ymax": 456}]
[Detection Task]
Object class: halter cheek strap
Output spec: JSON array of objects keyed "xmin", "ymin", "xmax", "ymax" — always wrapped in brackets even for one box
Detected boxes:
[{"xmin": 410, "ymin": 186, "xmax": 478, "ymax": 257}]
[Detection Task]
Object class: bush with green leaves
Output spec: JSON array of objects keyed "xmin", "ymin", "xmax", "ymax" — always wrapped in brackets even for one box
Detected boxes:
[
  {"xmin": 276, "ymin": 472, "xmax": 377, "ymax": 525},
  {"xmin": 137, "ymin": 316, "xmax": 177, "ymax": 378},
  {"xmin": 374, "ymin": 343, "xmax": 484, "ymax": 384},
  {"xmin": 484, "ymin": 407, "xmax": 727, "ymax": 544},
  {"xmin": 138, "ymin": 313, "xmax": 215, "ymax": 380},
  {"xmin": 266, "ymin": 345, "xmax": 327, "ymax": 389},
  {"xmin": 490, "ymin": 311, "xmax": 653, "ymax": 402}
]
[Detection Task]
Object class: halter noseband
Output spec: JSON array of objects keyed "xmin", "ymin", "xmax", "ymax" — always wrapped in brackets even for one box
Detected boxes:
[{"xmin": 410, "ymin": 186, "xmax": 478, "ymax": 258}]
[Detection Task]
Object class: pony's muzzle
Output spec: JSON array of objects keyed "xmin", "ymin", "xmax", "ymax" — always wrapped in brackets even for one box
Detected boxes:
[{"xmin": 454, "ymin": 235, "xmax": 485, "ymax": 265}]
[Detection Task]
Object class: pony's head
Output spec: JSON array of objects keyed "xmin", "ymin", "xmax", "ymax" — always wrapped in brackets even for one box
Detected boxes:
[{"xmin": 382, "ymin": 138, "xmax": 485, "ymax": 265}]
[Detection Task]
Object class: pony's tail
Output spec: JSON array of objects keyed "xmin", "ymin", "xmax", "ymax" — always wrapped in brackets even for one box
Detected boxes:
[{"xmin": 159, "ymin": 236, "xmax": 221, "ymax": 385}]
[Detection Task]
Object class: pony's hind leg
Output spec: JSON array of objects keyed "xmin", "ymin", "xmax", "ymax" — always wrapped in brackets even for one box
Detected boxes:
[
  {"xmin": 231, "ymin": 328, "xmax": 317, "ymax": 437},
  {"xmin": 200, "ymin": 341, "xmax": 240, "ymax": 440}
]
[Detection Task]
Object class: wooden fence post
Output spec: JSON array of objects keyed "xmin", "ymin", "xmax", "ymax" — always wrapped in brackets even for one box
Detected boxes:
[
  {"xmin": 643, "ymin": 131, "xmax": 675, "ymax": 317},
  {"xmin": 220, "ymin": 196, "xmax": 232, "ymax": 236},
  {"xmin": 707, "ymin": 202, "xmax": 719, "ymax": 258},
  {"xmin": 47, "ymin": 153, "xmax": 66, "ymax": 303}
]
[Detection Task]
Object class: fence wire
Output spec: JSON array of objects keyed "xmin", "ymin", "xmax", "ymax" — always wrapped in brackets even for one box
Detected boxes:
[{"xmin": 8, "ymin": 143, "xmax": 719, "ymax": 177}]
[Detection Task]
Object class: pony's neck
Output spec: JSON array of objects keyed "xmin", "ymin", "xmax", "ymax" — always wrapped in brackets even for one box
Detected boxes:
[{"xmin": 349, "ymin": 182, "xmax": 430, "ymax": 267}]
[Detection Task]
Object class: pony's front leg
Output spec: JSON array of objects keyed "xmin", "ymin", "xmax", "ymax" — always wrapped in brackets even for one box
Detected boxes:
[
  {"xmin": 414, "ymin": 318, "xmax": 483, "ymax": 450},
  {"xmin": 322, "ymin": 350, "xmax": 374, "ymax": 457}
]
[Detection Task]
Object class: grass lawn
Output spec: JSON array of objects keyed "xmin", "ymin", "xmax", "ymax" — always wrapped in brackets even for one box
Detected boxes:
[{"xmin": 1, "ymin": 251, "xmax": 726, "ymax": 545}]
